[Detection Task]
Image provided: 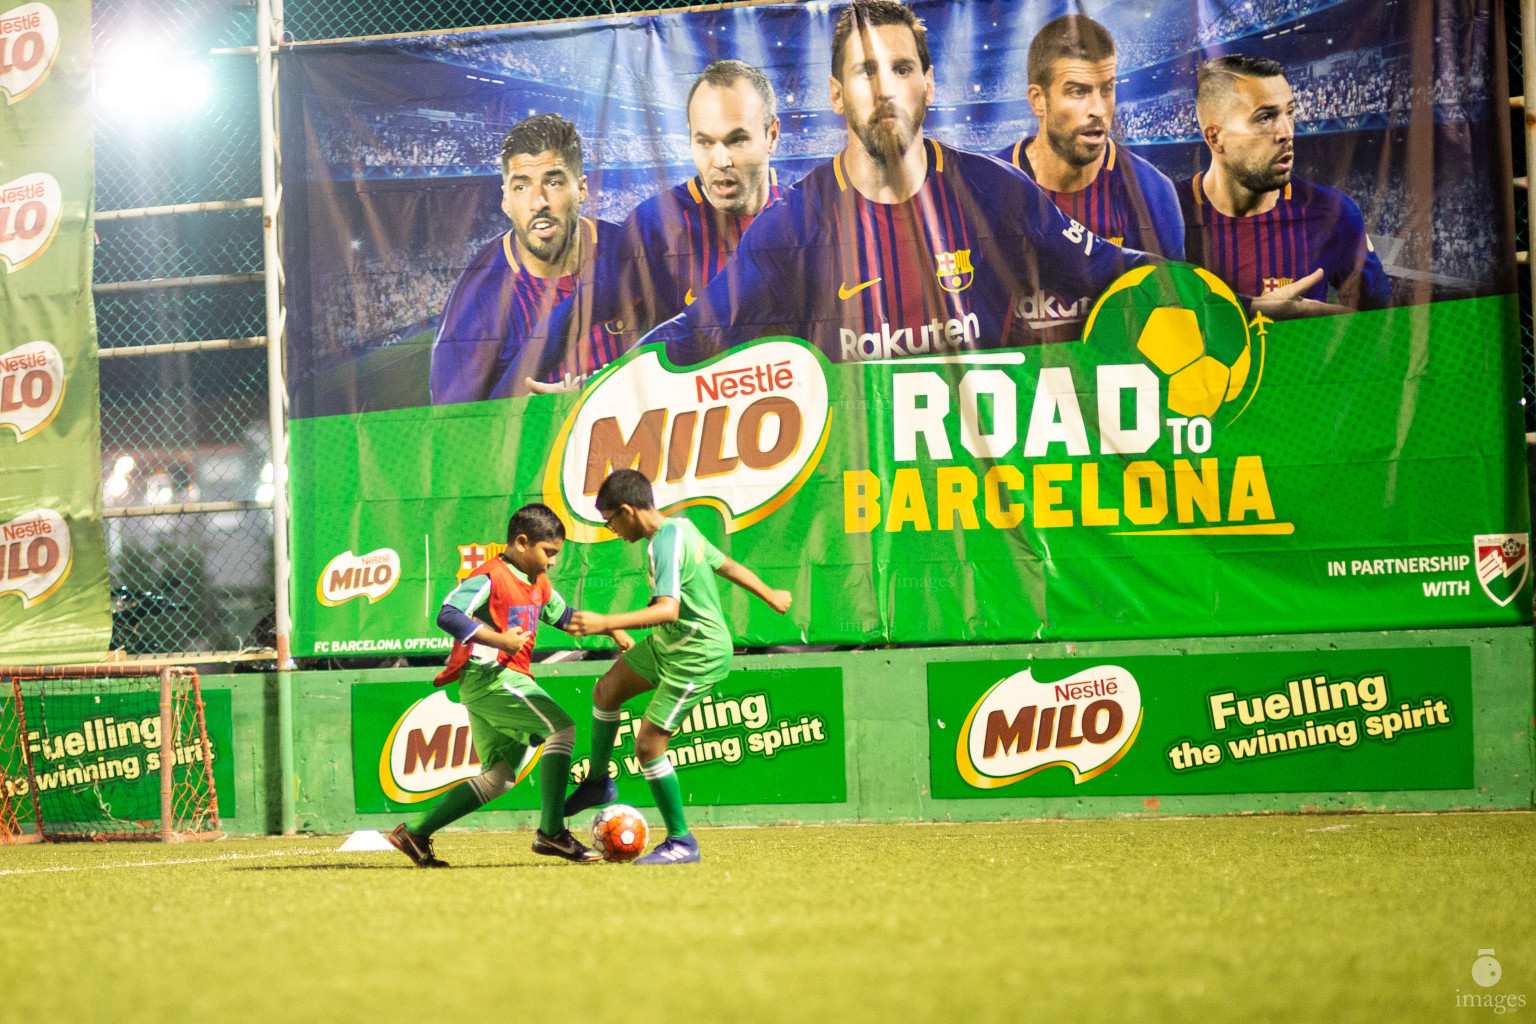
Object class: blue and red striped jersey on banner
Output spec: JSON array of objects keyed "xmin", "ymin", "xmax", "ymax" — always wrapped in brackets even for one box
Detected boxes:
[
  {"xmin": 1177, "ymin": 172, "xmax": 1390, "ymax": 309},
  {"xmin": 648, "ymin": 140, "xmax": 1154, "ymax": 365}
]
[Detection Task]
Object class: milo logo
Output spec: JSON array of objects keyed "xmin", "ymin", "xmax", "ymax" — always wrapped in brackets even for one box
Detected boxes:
[
  {"xmin": 0, "ymin": 4, "xmax": 60, "ymax": 105},
  {"xmin": 379, "ymin": 690, "xmax": 539, "ymax": 803},
  {"xmin": 545, "ymin": 340, "xmax": 831, "ymax": 542},
  {"xmin": 0, "ymin": 172, "xmax": 61, "ymax": 273},
  {"xmin": 0, "ymin": 507, "xmax": 70, "ymax": 607},
  {"xmin": 317, "ymin": 547, "xmax": 401, "ymax": 606},
  {"xmin": 0, "ymin": 340, "xmax": 64, "ymax": 440},
  {"xmin": 956, "ymin": 664, "xmax": 1143, "ymax": 789}
]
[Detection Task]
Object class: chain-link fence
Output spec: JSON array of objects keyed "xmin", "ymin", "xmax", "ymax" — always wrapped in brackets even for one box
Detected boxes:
[
  {"xmin": 94, "ymin": 1, "xmax": 272, "ymax": 660},
  {"xmin": 92, "ymin": 0, "xmax": 1536, "ymax": 659},
  {"xmin": 91, "ymin": 0, "xmax": 710, "ymax": 661}
]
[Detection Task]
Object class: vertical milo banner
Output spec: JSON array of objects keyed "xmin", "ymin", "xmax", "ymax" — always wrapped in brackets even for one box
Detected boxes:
[
  {"xmin": 0, "ymin": 0, "xmax": 109, "ymax": 658},
  {"xmin": 283, "ymin": 0, "xmax": 1527, "ymax": 655}
]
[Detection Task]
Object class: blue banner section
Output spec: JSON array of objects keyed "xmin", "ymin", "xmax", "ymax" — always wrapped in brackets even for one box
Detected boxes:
[{"xmin": 281, "ymin": 0, "xmax": 1512, "ymax": 419}]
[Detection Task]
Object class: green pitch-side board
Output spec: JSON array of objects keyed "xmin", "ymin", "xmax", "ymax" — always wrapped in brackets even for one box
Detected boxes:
[
  {"xmin": 927, "ymin": 647, "xmax": 1473, "ymax": 799},
  {"xmin": 0, "ymin": 688, "xmax": 237, "ymax": 820},
  {"xmin": 0, "ymin": 0, "xmax": 111, "ymax": 659},
  {"xmin": 290, "ymin": 295, "xmax": 1531, "ymax": 655},
  {"xmin": 351, "ymin": 666, "xmax": 845, "ymax": 814},
  {"xmin": 187, "ymin": 625, "xmax": 1529, "ymax": 834}
]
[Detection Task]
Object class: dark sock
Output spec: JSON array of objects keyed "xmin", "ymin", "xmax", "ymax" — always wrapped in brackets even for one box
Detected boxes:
[
  {"xmin": 587, "ymin": 706, "xmax": 622, "ymax": 782},
  {"xmin": 641, "ymin": 756, "xmax": 689, "ymax": 839},
  {"xmin": 410, "ymin": 779, "xmax": 485, "ymax": 838}
]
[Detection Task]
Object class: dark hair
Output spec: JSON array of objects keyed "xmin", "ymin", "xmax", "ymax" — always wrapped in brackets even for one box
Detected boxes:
[
  {"xmin": 500, "ymin": 113, "xmax": 583, "ymax": 179},
  {"xmin": 687, "ymin": 59, "xmax": 778, "ymax": 130},
  {"xmin": 1196, "ymin": 54, "xmax": 1287, "ymax": 122},
  {"xmin": 831, "ymin": 1, "xmax": 930, "ymax": 82},
  {"xmin": 507, "ymin": 503, "xmax": 566, "ymax": 546},
  {"xmin": 595, "ymin": 469, "xmax": 655, "ymax": 515},
  {"xmin": 1027, "ymin": 15, "xmax": 1116, "ymax": 89}
]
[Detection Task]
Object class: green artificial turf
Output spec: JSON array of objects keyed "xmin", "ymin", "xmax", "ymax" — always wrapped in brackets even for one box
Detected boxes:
[{"xmin": 3, "ymin": 814, "xmax": 1533, "ymax": 1023}]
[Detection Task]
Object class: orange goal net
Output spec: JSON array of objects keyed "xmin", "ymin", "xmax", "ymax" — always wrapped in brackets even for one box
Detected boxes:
[{"xmin": 0, "ymin": 665, "xmax": 221, "ymax": 843}]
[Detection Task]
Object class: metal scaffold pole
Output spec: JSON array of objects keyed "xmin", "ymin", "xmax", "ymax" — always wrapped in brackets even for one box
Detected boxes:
[{"xmin": 259, "ymin": 0, "xmax": 297, "ymax": 836}]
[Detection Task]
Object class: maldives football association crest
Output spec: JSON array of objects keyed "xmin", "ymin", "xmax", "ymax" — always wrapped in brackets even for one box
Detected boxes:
[
  {"xmin": 935, "ymin": 249, "xmax": 973, "ymax": 293},
  {"xmin": 1474, "ymin": 533, "xmax": 1529, "ymax": 607}
]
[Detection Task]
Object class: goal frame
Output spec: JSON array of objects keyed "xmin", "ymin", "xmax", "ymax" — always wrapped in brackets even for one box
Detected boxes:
[{"xmin": 0, "ymin": 664, "xmax": 223, "ymax": 844}]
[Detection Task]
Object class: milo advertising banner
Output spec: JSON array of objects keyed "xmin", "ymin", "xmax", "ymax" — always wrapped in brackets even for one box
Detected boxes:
[
  {"xmin": 283, "ymin": 0, "xmax": 1525, "ymax": 655},
  {"xmin": 0, "ymin": 688, "xmax": 237, "ymax": 817},
  {"xmin": 928, "ymin": 647, "xmax": 1473, "ymax": 797},
  {"xmin": 0, "ymin": 0, "xmax": 110, "ymax": 658},
  {"xmin": 352, "ymin": 667, "xmax": 844, "ymax": 813}
]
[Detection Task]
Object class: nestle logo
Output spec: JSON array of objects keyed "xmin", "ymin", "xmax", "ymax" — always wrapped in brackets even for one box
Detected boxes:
[
  {"xmin": 0, "ymin": 182, "xmax": 44, "ymax": 205},
  {"xmin": 0, "ymin": 11, "xmax": 42, "ymax": 34},
  {"xmin": 0, "ymin": 349, "xmax": 44, "ymax": 372},
  {"xmin": 1, "ymin": 517, "xmax": 48, "ymax": 541},
  {"xmin": 694, "ymin": 360, "xmax": 793, "ymax": 403},
  {"xmin": 1053, "ymin": 678, "xmax": 1119, "ymax": 702}
]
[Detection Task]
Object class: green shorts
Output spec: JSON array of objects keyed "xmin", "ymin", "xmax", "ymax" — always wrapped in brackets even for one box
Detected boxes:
[
  {"xmin": 455, "ymin": 662, "xmax": 572, "ymax": 770},
  {"xmin": 621, "ymin": 633, "xmax": 731, "ymax": 733}
]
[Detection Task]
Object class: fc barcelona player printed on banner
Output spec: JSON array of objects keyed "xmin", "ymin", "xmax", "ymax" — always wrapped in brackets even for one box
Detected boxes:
[
  {"xmin": 646, "ymin": 0, "xmax": 1157, "ymax": 367},
  {"xmin": 998, "ymin": 15, "xmax": 1184, "ymax": 335},
  {"xmin": 427, "ymin": 114, "xmax": 622, "ymax": 405},
  {"xmin": 1177, "ymin": 55, "xmax": 1390, "ymax": 310},
  {"xmin": 524, "ymin": 60, "xmax": 786, "ymax": 389}
]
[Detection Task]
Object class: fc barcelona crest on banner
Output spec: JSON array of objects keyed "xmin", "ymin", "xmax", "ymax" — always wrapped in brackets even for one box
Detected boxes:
[
  {"xmin": 1474, "ymin": 533, "xmax": 1529, "ymax": 607},
  {"xmin": 935, "ymin": 249, "xmax": 973, "ymax": 293}
]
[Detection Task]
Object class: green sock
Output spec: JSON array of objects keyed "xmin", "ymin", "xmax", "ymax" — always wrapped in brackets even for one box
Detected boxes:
[
  {"xmin": 641, "ymin": 756, "xmax": 689, "ymax": 838},
  {"xmin": 588, "ymin": 706, "xmax": 622, "ymax": 781},
  {"xmin": 411, "ymin": 779, "xmax": 484, "ymax": 838},
  {"xmin": 538, "ymin": 748, "xmax": 572, "ymax": 836}
]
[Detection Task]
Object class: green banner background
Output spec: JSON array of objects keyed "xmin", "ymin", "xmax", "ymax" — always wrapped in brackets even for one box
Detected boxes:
[
  {"xmin": 927, "ymin": 647, "xmax": 1473, "ymax": 798},
  {"xmin": 1, "ymin": 687, "xmax": 236, "ymax": 820},
  {"xmin": 0, "ymin": 0, "xmax": 109, "ymax": 658},
  {"xmin": 293, "ymin": 296, "xmax": 1530, "ymax": 653},
  {"xmin": 351, "ymin": 666, "xmax": 845, "ymax": 814}
]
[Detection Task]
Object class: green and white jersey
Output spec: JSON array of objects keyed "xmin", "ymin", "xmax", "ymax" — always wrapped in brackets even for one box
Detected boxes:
[{"xmin": 645, "ymin": 517, "xmax": 730, "ymax": 661}]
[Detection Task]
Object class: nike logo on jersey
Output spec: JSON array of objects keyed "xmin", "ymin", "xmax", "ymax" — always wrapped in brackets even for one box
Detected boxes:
[
  {"xmin": 837, "ymin": 278, "xmax": 882, "ymax": 301},
  {"xmin": 684, "ymin": 287, "xmax": 695, "ymax": 305}
]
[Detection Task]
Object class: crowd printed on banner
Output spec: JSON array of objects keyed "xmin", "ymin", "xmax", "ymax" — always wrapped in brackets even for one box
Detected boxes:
[
  {"xmin": 0, "ymin": 714, "xmax": 216, "ymax": 799},
  {"xmin": 569, "ymin": 692, "xmax": 829, "ymax": 780},
  {"xmin": 1164, "ymin": 673, "xmax": 1454, "ymax": 771},
  {"xmin": 315, "ymin": 636, "xmax": 451, "ymax": 653}
]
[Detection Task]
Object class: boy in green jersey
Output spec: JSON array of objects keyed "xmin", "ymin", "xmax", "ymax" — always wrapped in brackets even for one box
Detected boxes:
[
  {"xmin": 564, "ymin": 469, "xmax": 792, "ymax": 864},
  {"xmin": 386, "ymin": 503, "xmax": 631, "ymax": 868}
]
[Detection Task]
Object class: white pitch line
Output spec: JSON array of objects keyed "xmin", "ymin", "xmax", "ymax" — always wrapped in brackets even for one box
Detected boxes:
[{"xmin": 0, "ymin": 848, "xmax": 336, "ymax": 877}]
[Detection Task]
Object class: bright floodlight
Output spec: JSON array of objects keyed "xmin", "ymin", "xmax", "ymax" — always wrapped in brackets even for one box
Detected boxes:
[{"xmin": 96, "ymin": 44, "xmax": 212, "ymax": 120}]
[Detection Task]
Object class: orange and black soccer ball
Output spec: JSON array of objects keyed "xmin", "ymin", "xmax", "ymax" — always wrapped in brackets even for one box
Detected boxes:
[{"xmin": 591, "ymin": 804, "xmax": 649, "ymax": 862}]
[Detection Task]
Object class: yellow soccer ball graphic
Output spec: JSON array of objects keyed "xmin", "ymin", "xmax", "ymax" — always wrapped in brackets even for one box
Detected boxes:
[{"xmin": 1083, "ymin": 263, "xmax": 1253, "ymax": 420}]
